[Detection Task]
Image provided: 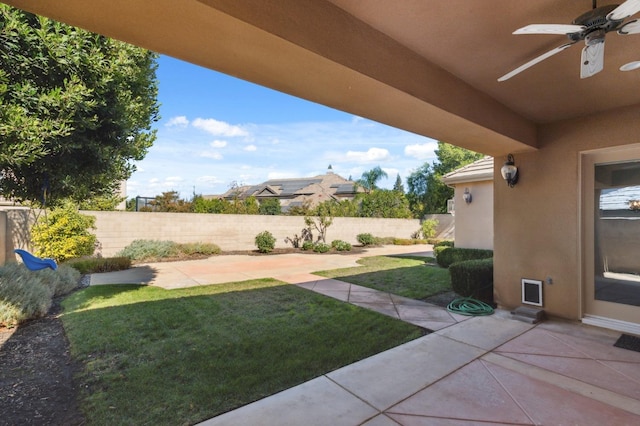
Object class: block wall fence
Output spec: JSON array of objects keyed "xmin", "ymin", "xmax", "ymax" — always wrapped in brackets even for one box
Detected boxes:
[{"xmin": 0, "ymin": 209, "xmax": 452, "ymax": 262}]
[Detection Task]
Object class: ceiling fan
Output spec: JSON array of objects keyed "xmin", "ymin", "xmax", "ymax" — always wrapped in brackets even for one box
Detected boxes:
[{"xmin": 498, "ymin": 0, "xmax": 640, "ymax": 81}]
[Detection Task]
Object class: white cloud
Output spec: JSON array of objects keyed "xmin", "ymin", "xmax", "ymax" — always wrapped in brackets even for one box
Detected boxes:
[
  {"xmin": 192, "ymin": 117, "xmax": 248, "ymax": 137},
  {"xmin": 404, "ymin": 142, "xmax": 438, "ymax": 160},
  {"xmin": 196, "ymin": 175, "xmax": 224, "ymax": 184},
  {"xmin": 149, "ymin": 178, "xmax": 160, "ymax": 184},
  {"xmin": 345, "ymin": 147, "xmax": 390, "ymax": 163},
  {"xmin": 166, "ymin": 176, "xmax": 184, "ymax": 183},
  {"xmin": 166, "ymin": 116, "xmax": 189, "ymax": 127},
  {"xmin": 210, "ymin": 140, "xmax": 227, "ymax": 148},
  {"xmin": 243, "ymin": 144, "xmax": 257, "ymax": 152},
  {"xmin": 200, "ymin": 151, "xmax": 223, "ymax": 160},
  {"xmin": 267, "ymin": 171, "xmax": 297, "ymax": 180}
]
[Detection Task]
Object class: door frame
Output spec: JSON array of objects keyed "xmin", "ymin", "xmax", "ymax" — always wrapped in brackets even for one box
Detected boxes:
[{"xmin": 581, "ymin": 145, "xmax": 640, "ymax": 335}]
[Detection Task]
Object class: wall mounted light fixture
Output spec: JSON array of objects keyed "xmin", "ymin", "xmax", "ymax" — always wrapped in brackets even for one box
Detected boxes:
[
  {"xmin": 463, "ymin": 187, "xmax": 472, "ymax": 204},
  {"xmin": 501, "ymin": 154, "xmax": 519, "ymax": 187}
]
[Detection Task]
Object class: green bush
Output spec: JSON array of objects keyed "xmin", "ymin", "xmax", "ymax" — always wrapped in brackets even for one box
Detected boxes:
[
  {"xmin": 393, "ymin": 238, "xmax": 426, "ymax": 245},
  {"xmin": 0, "ymin": 262, "xmax": 79, "ymax": 327},
  {"xmin": 421, "ymin": 218, "xmax": 439, "ymax": 239},
  {"xmin": 331, "ymin": 240, "xmax": 352, "ymax": 251},
  {"xmin": 436, "ymin": 247, "xmax": 493, "ymax": 268},
  {"xmin": 255, "ymin": 231, "xmax": 276, "ymax": 253},
  {"xmin": 65, "ymin": 257, "xmax": 132, "ymax": 274},
  {"xmin": 301, "ymin": 241, "xmax": 314, "ymax": 251},
  {"xmin": 31, "ymin": 202, "xmax": 97, "ymax": 262},
  {"xmin": 357, "ymin": 233, "xmax": 376, "ymax": 246},
  {"xmin": 178, "ymin": 242, "xmax": 221, "ymax": 256},
  {"xmin": 313, "ymin": 242, "xmax": 331, "ymax": 253},
  {"xmin": 117, "ymin": 240, "xmax": 180, "ymax": 261},
  {"xmin": 434, "ymin": 240, "xmax": 454, "ymax": 248},
  {"xmin": 449, "ymin": 258, "xmax": 494, "ymax": 303}
]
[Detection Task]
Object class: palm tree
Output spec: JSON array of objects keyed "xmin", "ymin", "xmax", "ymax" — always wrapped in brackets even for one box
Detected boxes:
[{"xmin": 357, "ymin": 166, "xmax": 388, "ymax": 193}]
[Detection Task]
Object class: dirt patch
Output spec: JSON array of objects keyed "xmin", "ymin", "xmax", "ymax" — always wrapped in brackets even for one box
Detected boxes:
[{"xmin": 0, "ymin": 299, "xmax": 84, "ymax": 426}]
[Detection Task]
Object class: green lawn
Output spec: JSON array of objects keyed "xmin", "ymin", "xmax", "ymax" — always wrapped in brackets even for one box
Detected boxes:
[
  {"xmin": 314, "ymin": 255, "xmax": 451, "ymax": 300},
  {"xmin": 62, "ymin": 279, "xmax": 423, "ymax": 425}
]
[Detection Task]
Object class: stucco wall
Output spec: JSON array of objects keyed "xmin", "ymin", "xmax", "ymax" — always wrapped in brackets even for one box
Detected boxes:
[
  {"xmin": 493, "ymin": 104, "xmax": 640, "ymax": 320},
  {"xmin": 453, "ymin": 181, "xmax": 493, "ymax": 250},
  {"xmin": 1, "ymin": 210, "xmax": 453, "ymax": 261}
]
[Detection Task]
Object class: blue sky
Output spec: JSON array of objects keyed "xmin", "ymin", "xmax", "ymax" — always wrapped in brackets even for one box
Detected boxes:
[{"xmin": 126, "ymin": 55, "xmax": 439, "ymax": 199}]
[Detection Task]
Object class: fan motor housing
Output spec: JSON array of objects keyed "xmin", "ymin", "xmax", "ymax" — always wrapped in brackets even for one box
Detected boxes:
[{"xmin": 568, "ymin": 4, "xmax": 624, "ymax": 41}]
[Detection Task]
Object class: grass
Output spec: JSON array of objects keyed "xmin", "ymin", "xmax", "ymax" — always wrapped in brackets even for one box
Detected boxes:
[
  {"xmin": 61, "ymin": 279, "xmax": 423, "ymax": 425},
  {"xmin": 314, "ymin": 255, "xmax": 452, "ymax": 300}
]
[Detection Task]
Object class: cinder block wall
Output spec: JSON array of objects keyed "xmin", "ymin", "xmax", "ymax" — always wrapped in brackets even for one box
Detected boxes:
[
  {"xmin": 88, "ymin": 211, "xmax": 425, "ymax": 257},
  {"xmin": 0, "ymin": 209, "xmax": 452, "ymax": 261}
]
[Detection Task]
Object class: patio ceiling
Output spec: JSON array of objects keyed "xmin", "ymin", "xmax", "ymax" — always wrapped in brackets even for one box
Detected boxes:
[{"xmin": 5, "ymin": 0, "xmax": 640, "ymax": 156}]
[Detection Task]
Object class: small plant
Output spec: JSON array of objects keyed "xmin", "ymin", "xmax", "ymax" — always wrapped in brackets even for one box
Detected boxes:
[
  {"xmin": 331, "ymin": 240, "xmax": 352, "ymax": 251},
  {"xmin": 357, "ymin": 233, "xmax": 376, "ymax": 246},
  {"xmin": 420, "ymin": 218, "xmax": 439, "ymax": 239},
  {"xmin": 301, "ymin": 241, "xmax": 314, "ymax": 251},
  {"xmin": 31, "ymin": 201, "xmax": 97, "ymax": 262},
  {"xmin": 285, "ymin": 228, "xmax": 313, "ymax": 248},
  {"xmin": 313, "ymin": 242, "xmax": 331, "ymax": 253},
  {"xmin": 255, "ymin": 231, "xmax": 276, "ymax": 253}
]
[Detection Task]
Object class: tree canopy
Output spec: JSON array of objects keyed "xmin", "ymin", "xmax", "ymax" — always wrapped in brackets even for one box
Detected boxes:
[
  {"xmin": 357, "ymin": 166, "xmax": 388, "ymax": 193},
  {"xmin": 0, "ymin": 6, "xmax": 159, "ymax": 205},
  {"xmin": 407, "ymin": 142, "xmax": 483, "ymax": 216}
]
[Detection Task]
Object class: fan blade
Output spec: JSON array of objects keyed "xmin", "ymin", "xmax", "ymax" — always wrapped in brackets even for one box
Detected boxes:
[
  {"xmin": 580, "ymin": 42, "xmax": 605, "ymax": 79},
  {"xmin": 514, "ymin": 24, "xmax": 585, "ymax": 35},
  {"xmin": 498, "ymin": 42, "xmax": 576, "ymax": 82},
  {"xmin": 607, "ymin": 0, "xmax": 640, "ymax": 20},
  {"xmin": 618, "ymin": 19, "xmax": 640, "ymax": 34}
]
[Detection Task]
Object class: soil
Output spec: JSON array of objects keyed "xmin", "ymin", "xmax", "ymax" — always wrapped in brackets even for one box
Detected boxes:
[{"xmin": 0, "ymin": 299, "xmax": 85, "ymax": 426}]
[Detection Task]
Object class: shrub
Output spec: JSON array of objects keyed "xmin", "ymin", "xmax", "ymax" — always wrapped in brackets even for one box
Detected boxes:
[
  {"xmin": 65, "ymin": 257, "xmax": 132, "ymax": 274},
  {"xmin": 449, "ymin": 258, "xmax": 494, "ymax": 303},
  {"xmin": 331, "ymin": 240, "xmax": 352, "ymax": 251},
  {"xmin": 313, "ymin": 242, "xmax": 331, "ymax": 253},
  {"xmin": 178, "ymin": 242, "xmax": 221, "ymax": 256},
  {"xmin": 357, "ymin": 233, "xmax": 376, "ymax": 246},
  {"xmin": 301, "ymin": 241, "xmax": 314, "ymax": 251},
  {"xmin": 117, "ymin": 240, "xmax": 180, "ymax": 261},
  {"xmin": 436, "ymin": 247, "xmax": 493, "ymax": 269},
  {"xmin": 393, "ymin": 238, "xmax": 426, "ymax": 245},
  {"xmin": 0, "ymin": 262, "xmax": 79, "ymax": 327},
  {"xmin": 31, "ymin": 202, "xmax": 97, "ymax": 262},
  {"xmin": 255, "ymin": 231, "xmax": 276, "ymax": 253},
  {"xmin": 421, "ymin": 218, "xmax": 439, "ymax": 239},
  {"xmin": 434, "ymin": 240, "xmax": 454, "ymax": 248}
]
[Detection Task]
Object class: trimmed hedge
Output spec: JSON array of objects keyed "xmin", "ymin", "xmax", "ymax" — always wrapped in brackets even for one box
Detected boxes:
[
  {"xmin": 435, "ymin": 247, "xmax": 493, "ymax": 268},
  {"xmin": 449, "ymin": 258, "xmax": 493, "ymax": 303}
]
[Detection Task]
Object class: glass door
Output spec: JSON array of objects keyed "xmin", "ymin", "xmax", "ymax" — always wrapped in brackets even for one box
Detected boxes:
[{"xmin": 583, "ymin": 147, "xmax": 640, "ymax": 330}]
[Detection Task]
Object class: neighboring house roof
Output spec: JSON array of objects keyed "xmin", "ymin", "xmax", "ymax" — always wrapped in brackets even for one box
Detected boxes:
[
  {"xmin": 441, "ymin": 156, "xmax": 494, "ymax": 185},
  {"xmin": 208, "ymin": 172, "xmax": 361, "ymax": 211}
]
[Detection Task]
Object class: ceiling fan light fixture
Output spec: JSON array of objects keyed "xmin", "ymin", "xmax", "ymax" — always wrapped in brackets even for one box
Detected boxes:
[{"xmin": 620, "ymin": 60, "xmax": 640, "ymax": 71}]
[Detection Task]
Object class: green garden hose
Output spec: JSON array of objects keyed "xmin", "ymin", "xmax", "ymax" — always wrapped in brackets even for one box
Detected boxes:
[{"xmin": 447, "ymin": 297, "xmax": 494, "ymax": 316}]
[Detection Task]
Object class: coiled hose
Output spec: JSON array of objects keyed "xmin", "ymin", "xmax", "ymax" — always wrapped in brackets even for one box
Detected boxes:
[{"xmin": 447, "ymin": 297, "xmax": 494, "ymax": 316}]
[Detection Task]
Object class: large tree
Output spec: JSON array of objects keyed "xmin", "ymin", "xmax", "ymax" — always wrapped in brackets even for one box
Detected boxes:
[
  {"xmin": 0, "ymin": 6, "xmax": 159, "ymax": 205},
  {"xmin": 407, "ymin": 142, "xmax": 483, "ymax": 216}
]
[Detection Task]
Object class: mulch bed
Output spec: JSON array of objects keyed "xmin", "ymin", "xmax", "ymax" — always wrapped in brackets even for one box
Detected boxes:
[{"xmin": 0, "ymin": 299, "xmax": 85, "ymax": 426}]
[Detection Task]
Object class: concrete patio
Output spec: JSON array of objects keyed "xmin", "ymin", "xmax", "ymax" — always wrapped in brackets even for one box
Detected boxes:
[{"xmin": 90, "ymin": 245, "xmax": 640, "ymax": 425}]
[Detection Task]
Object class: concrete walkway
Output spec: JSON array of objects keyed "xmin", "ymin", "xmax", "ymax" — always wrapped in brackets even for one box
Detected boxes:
[{"xmin": 89, "ymin": 245, "xmax": 640, "ymax": 425}]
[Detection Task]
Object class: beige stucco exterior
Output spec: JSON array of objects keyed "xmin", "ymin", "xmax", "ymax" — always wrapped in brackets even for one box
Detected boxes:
[
  {"xmin": 495, "ymin": 105, "xmax": 640, "ymax": 321},
  {"xmin": 442, "ymin": 157, "xmax": 494, "ymax": 250}
]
